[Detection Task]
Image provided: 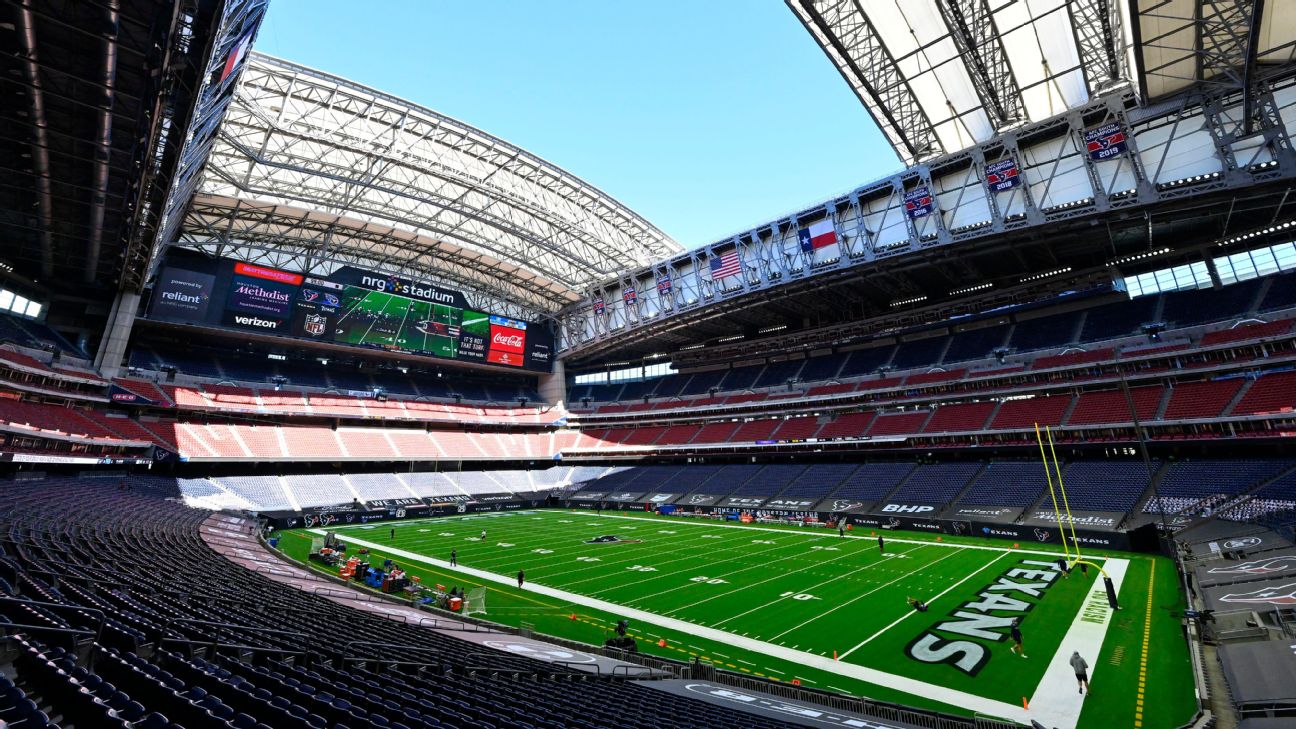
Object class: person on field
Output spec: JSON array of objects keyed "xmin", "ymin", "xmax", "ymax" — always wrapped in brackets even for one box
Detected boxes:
[
  {"xmin": 517, "ymin": 569, "xmax": 525, "ymax": 589},
  {"xmin": 390, "ymin": 527, "xmax": 395, "ymax": 541},
  {"xmin": 1070, "ymin": 651, "xmax": 1089, "ymax": 694},
  {"xmin": 480, "ymin": 529, "xmax": 487, "ymax": 541},
  {"xmin": 1009, "ymin": 618, "xmax": 1026, "ymax": 658},
  {"xmin": 839, "ymin": 523, "xmax": 845, "ymax": 537},
  {"xmin": 450, "ymin": 548, "xmax": 457, "ymax": 567},
  {"xmin": 907, "ymin": 596, "xmax": 929, "ymax": 612},
  {"xmin": 877, "ymin": 534, "xmax": 885, "ymax": 554},
  {"xmin": 1056, "ymin": 556, "xmax": 1070, "ymax": 578}
]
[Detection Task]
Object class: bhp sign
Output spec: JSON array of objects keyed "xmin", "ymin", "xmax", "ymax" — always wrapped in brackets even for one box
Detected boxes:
[{"xmin": 881, "ymin": 504, "xmax": 935, "ymax": 513}]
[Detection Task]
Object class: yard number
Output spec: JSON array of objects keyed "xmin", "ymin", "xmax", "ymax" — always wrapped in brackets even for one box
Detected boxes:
[
  {"xmin": 532, "ymin": 548, "xmax": 554, "ymax": 554},
  {"xmin": 780, "ymin": 591, "xmax": 821, "ymax": 601},
  {"xmin": 576, "ymin": 556, "xmax": 601, "ymax": 562},
  {"xmin": 752, "ymin": 539, "xmax": 776, "ymax": 545},
  {"xmin": 439, "ymin": 532, "xmax": 456, "ymax": 537},
  {"xmin": 626, "ymin": 564, "xmax": 657, "ymax": 572},
  {"xmin": 497, "ymin": 542, "xmax": 514, "ymax": 548},
  {"xmin": 690, "ymin": 576, "xmax": 728, "ymax": 584},
  {"xmin": 811, "ymin": 546, "xmax": 839, "ymax": 551}
]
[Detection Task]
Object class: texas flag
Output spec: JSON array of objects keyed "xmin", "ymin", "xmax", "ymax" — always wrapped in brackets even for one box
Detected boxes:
[
  {"xmin": 798, "ymin": 220, "xmax": 837, "ymax": 253},
  {"xmin": 219, "ymin": 35, "xmax": 252, "ymax": 83}
]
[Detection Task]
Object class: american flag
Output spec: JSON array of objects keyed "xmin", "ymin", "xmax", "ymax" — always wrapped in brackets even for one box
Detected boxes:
[{"xmin": 709, "ymin": 251, "xmax": 741, "ymax": 279}]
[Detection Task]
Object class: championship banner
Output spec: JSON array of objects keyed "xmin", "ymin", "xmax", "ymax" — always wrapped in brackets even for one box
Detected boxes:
[
  {"xmin": 985, "ymin": 158, "xmax": 1021, "ymax": 192},
  {"xmin": 622, "ymin": 287, "xmax": 637, "ymax": 307},
  {"xmin": 656, "ymin": 273, "xmax": 672, "ymax": 296},
  {"xmin": 904, "ymin": 186, "xmax": 934, "ymax": 218},
  {"xmin": 1084, "ymin": 122, "xmax": 1129, "ymax": 161}
]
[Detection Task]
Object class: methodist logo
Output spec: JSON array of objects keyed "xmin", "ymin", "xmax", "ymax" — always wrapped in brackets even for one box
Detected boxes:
[
  {"xmin": 881, "ymin": 504, "xmax": 935, "ymax": 513},
  {"xmin": 906, "ymin": 559, "xmax": 1067, "ymax": 676}
]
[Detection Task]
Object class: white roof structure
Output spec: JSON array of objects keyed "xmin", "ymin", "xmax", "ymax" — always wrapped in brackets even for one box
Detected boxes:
[
  {"xmin": 788, "ymin": 0, "xmax": 1138, "ymax": 164},
  {"xmin": 1133, "ymin": 0, "xmax": 1296, "ymax": 101},
  {"xmin": 179, "ymin": 53, "xmax": 681, "ymax": 317}
]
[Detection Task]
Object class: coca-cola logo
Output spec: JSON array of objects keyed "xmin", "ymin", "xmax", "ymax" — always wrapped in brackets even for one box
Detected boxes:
[{"xmin": 493, "ymin": 333, "xmax": 524, "ymax": 347}]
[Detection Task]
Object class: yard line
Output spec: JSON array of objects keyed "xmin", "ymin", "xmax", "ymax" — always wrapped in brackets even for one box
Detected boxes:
[
  {"xmin": 710, "ymin": 544, "xmax": 932, "ymax": 627},
  {"xmin": 580, "ymin": 511, "xmax": 1067, "ymax": 557},
  {"xmin": 528, "ymin": 514, "xmax": 842, "ymax": 582},
  {"xmin": 315, "ymin": 529, "xmax": 1028, "ymax": 724},
  {"xmin": 766, "ymin": 547, "xmax": 968, "ymax": 641},
  {"xmin": 839, "ymin": 550, "xmax": 1011, "ymax": 660},
  {"xmin": 569, "ymin": 532, "xmax": 844, "ymax": 594},
  {"xmin": 676, "ymin": 543, "xmax": 921, "ymax": 617}
]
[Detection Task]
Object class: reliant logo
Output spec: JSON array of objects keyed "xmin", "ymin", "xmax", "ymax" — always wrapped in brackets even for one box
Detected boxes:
[
  {"xmin": 233, "ymin": 315, "xmax": 279, "ymax": 329},
  {"xmin": 906, "ymin": 559, "xmax": 1066, "ymax": 676},
  {"xmin": 881, "ymin": 504, "xmax": 935, "ymax": 513},
  {"xmin": 161, "ymin": 291, "xmax": 202, "ymax": 304},
  {"xmin": 493, "ymin": 333, "xmax": 524, "ymax": 348},
  {"xmin": 234, "ymin": 284, "xmax": 291, "ymax": 303}
]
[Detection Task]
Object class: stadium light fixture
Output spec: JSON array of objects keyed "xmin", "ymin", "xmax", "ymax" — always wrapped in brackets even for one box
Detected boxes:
[
  {"xmin": 757, "ymin": 324, "xmax": 788, "ymax": 334},
  {"xmin": 716, "ymin": 334, "xmax": 745, "ymax": 343},
  {"xmin": 890, "ymin": 295, "xmax": 928, "ymax": 307},
  {"xmin": 679, "ymin": 343, "xmax": 705, "ymax": 351},
  {"xmin": 1108, "ymin": 247, "xmax": 1171, "ymax": 266},
  {"xmin": 949, "ymin": 282, "xmax": 993, "ymax": 296},
  {"xmin": 1019, "ymin": 267, "xmax": 1072, "ymax": 283}
]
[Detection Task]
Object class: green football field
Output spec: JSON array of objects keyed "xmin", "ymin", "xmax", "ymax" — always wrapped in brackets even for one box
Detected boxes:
[{"xmin": 279, "ymin": 510, "xmax": 1197, "ymax": 729}]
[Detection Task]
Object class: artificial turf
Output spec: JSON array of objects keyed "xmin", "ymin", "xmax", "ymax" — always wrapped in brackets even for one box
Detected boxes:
[{"xmin": 278, "ymin": 509, "xmax": 1198, "ymax": 728}]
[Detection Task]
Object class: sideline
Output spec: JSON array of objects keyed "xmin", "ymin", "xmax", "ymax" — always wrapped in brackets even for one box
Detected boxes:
[{"xmin": 316, "ymin": 528, "xmax": 1032, "ymax": 725}]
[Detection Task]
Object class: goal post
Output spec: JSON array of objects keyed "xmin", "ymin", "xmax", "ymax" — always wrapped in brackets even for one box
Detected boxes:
[{"xmin": 464, "ymin": 587, "xmax": 487, "ymax": 616}]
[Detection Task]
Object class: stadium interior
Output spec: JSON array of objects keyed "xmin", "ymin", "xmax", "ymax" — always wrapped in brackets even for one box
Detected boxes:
[{"xmin": 1, "ymin": 1, "xmax": 1295, "ymax": 728}]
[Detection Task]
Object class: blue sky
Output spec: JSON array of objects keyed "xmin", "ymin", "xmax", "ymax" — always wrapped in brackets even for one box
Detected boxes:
[{"xmin": 254, "ymin": 1, "xmax": 899, "ymax": 249}]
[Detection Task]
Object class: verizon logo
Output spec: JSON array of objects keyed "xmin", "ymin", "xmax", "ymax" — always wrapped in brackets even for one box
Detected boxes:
[
  {"xmin": 233, "ymin": 315, "xmax": 279, "ymax": 329},
  {"xmin": 493, "ymin": 333, "xmax": 524, "ymax": 347}
]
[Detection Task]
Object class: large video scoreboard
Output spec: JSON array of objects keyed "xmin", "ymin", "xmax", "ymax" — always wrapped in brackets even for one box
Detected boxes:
[{"xmin": 146, "ymin": 252, "xmax": 554, "ymax": 372}]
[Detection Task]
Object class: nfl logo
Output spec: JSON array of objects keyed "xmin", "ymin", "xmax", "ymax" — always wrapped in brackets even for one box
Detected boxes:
[{"xmin": 303, "ymin": 314, "xmax": 326, "ymax": 336}]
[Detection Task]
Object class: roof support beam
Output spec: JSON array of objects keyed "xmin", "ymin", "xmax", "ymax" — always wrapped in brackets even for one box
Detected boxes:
[
  {"xmin": 86, "ymin": 0, "xmax": 121, "ymax": 285},
  {"xmin": 935, "ymin": 0, "xmax": 1026, "ymax": 132},
  {"xmin": 15, "ymin": 0, "xmax": 55, "ymax": 279},
  {"xmin": 1242, "ymin": 0, "xmax": 1266, "ymax": 135},
  {"xmin": 1069, "ymin": 0, "xmax": 1127, "ymax": 94},
  {"xmin": 788, "ymin": 0, "xmax": 943, "ymax": 164}
]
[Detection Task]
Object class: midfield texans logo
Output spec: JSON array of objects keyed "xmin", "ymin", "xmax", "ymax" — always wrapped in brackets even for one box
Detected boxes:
[
  {"xmin": 1220, "ymin": 582, "xmax": 1296, "ymax": 606},
  {"xmin": 1209, "ymin": 555, "xmax": 1296, "ymax": 575}
]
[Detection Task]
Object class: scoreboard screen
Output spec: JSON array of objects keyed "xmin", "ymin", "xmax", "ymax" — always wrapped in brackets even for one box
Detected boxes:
[{"xmin": 147, "ymin": 253, "xmax": 554, "ymax": 373}]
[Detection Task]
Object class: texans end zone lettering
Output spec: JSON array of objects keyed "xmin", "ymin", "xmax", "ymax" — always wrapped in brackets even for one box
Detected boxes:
[
  {"xmin": 906, "ymin": 559, "xmax": 1070, "ymax": 676},
  {"xmin": 1084, "ymin": 122, "xmax": 1129, "ymax": 161}
]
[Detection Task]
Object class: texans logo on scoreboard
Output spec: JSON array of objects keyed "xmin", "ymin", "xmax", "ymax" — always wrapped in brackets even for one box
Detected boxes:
[
  {"xmin": 1084, "ymin": 122, "xmax": 1129, "ymax": 161},
  {"xmin": 303, "ymin": 314, "xmax": 327, "ymax": 337},
  {"xmin": 300, "ymin": 288, "xmax": 319, "ymax": 302}
]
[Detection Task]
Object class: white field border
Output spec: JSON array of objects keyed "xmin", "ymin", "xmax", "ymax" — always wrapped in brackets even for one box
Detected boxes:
[{"xmin": 316, "ymin": 511, "xmax": 1131, "ymax": 729}]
